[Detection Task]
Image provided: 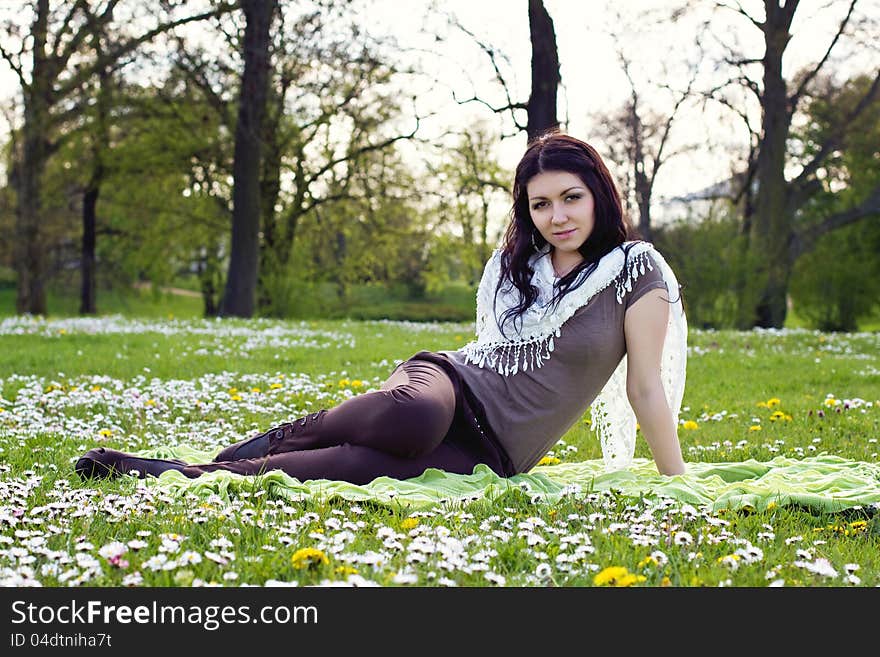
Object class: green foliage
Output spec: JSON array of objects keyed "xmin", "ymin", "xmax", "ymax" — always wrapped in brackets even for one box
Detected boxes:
[
  {"xmin": 786, "ymin": 73, "xmax": 880, "ymax": 331},
  {"xmin": 789, "ymin": 222, "xmax": 880, "ymax": 331},
  {"xmin": 420, "ymin": 233, "xmax": 477, "ymax": 295},
  {"xmin": 653, "ymin": 203, "xmax": 762, "ymax": 329}
]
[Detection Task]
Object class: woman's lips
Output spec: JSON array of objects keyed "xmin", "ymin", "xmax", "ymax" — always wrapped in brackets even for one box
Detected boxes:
[{"xmin": 554, "ymin": 228, "xmax": 577, "ymax": 238}]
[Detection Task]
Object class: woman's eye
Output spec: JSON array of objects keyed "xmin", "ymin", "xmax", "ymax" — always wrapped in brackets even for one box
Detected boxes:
[
  {"xmin": 532, "ymin": 201, "xmax": 547, "ymax": 210},
  {"xmin": 566, "ymin": 194, "xmax": 582, "ymax": 202}
]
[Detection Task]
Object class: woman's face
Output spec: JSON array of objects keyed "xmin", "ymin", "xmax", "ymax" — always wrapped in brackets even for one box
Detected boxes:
[{"xmin": 526, "ymin": 170, "xmax": 595, "ymax": 259}]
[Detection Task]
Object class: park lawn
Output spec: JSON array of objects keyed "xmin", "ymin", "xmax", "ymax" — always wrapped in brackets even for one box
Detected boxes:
[{"xmin": 0, "ymin": 315, "xmax": 878, "ymax": 587}]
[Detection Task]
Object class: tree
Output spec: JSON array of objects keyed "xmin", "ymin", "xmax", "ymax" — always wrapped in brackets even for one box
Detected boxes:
[
  {"xmin": 525, "ymin": 0, "xmax": 560, "ymax": 140},
  {"xmin": 0, "ymin": 0, "xmax": 233, "ymax": 315},
  {"xmin": 425, "ymin": 125, "xmax": 508, "ymax": 284},
  {"xmin": 707, "ymin": 0, "xmax": 880, "ymax": 327},
  {"xmin": 591, "ymin": 12, "xmax": 701, "ymax": 241},
  {"xmin": 788, "ymin": 73, "xmax": 880, "ymax": 330},
  {"xmin": 219, "ymin": 0, "xmax": 277, "ymax": 317},
  {"xmin": 452, "ymin": 0, "xmax": 560, "ymax": 141},
  {"xmin": 173, "ymin": 1, "xmax": 420, "ymax": 316}
]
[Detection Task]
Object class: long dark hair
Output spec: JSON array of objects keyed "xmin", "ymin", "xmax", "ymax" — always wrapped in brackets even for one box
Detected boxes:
[{"xmin": 495, "ymin": 131, "xmax": 636, "ymax": 335}]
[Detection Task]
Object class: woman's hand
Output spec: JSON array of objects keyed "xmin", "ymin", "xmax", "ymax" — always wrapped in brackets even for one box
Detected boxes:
[{"xmin": 624, "ymin": 287, "xmax": 686, "ymax": 476}]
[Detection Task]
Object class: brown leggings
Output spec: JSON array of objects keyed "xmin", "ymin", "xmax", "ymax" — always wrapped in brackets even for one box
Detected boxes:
[{"xmin": 179, "ymin": 357, "xmax": 507, "ymax": 485}]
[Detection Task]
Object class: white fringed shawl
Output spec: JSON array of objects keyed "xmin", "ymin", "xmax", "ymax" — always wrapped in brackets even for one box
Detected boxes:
[{"xmin": 460, "ymin": 240, "xmax": 688, "ymax": 472}]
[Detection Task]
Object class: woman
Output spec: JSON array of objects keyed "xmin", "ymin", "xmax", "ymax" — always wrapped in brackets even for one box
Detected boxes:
[{"xmin": 76, "ymin": 132, "xmax": 688, "ymax": 485}]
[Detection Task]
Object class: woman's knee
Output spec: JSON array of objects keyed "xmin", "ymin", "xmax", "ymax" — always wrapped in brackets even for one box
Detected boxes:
[{"xmin": 380, "ymin": 389, "xmax": 455, "ymax": 457}]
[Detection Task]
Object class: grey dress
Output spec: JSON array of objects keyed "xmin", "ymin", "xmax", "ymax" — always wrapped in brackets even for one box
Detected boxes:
[{"xmin": 439, "ymin": 252, "xmax": 668, "ymax": 474}]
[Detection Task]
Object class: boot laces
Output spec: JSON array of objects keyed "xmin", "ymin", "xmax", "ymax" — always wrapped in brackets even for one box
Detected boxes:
[{"xmin": 298, "ymin": 410, "xmax": 323, "ymax": 427}]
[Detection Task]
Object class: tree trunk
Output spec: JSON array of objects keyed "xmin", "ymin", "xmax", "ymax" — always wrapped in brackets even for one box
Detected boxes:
[
  {"xmin": 256, "ymin": 86, "xmax": 284, "ymax": 313},
  {"xmin": 748, "ymin": 3, "xmax": 794, "ymax": 328},
  {"xmin": 219, "ymin": 0, "xmax": 276, "ymax": 317},
  {"xmin": 526, "ymin": 0, "xmax": 560, "ymax": 141},
  {"xmin": 80, "ymin": 62, "xmax": 111, "ymax": 316},
  {"xmin": 14, "ymin": 0, "xmax": 50, "ymax": 315},
  {"xmin": 80, "ymin": 183, "xmax": 99, "ymax": 314},
  {"xmin": 198, "ymin": 247, "xmax": 220, "ymax": 317}
]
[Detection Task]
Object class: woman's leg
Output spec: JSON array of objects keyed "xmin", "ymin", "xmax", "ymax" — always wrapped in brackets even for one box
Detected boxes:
[
  {"xmin": 213, "ymin": 359, "xmax": 457, "ymax": 462},
  {"xmin": 183, "ymin": 440, "xmax": 482, "ymax": 485}
]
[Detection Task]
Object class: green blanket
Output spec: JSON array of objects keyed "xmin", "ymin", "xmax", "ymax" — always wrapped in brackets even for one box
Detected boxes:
[{"xmin": 143, "ymin": 448, "xmax": 880, "ymax": 513}]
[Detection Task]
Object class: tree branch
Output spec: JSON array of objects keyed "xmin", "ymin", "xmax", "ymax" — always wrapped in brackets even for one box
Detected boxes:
[
  {"xmin": 652, "ymin": 69, "xmax": 699, "ymax": 179},
  {"xmin": 449, "ymin": 14, "xmax": 527, "ymax": 133},
  {"xmin": 53, "ymin": 0, "xmax": 111, "ymax": 78},
  {"xmin": 0, "ymin": 38, "xmax": 26, "ymax": 87},
  {"xmin": 306, "ymin": 116, "xmax": 421, "ymax": 186},
  {"xmin": 452, "ymin": 93, "xmax": 527, "ymax": 116},
  {"xmin": 788, "ymin": 0, "xmax": 857, "ymax": 116},
  {"xmin": 714, "ymin": 1, "xmax": 765, "ymax": 30},
  {"xmin": 790, "ymin": 70, "xmax": 880, "ymax": 198},
  {"xmin": 791, "ymin": 183, "xmax": 880, "ymax": 260},
  {"xmin": 55, "ymin": 2, "xmax": 236, "ymax": 99},
  {"xmin": 171, "ymin": 44, "xmax": 235, "ymax": 129}
]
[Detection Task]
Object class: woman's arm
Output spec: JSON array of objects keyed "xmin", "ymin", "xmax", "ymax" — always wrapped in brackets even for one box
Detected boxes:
[{"xmin": 623, "ymin": 287, "xmax": 686, "ymax": 476}]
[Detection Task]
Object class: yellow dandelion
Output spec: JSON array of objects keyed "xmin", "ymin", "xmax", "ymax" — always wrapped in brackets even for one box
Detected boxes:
[
  {"xmin": 400, "ymin": 518, "xmax": 419, "ymax": 530},
  {"xmin": 91, "ymin": 385, "xmax": 102, "ymax": 392},
  {"xmin": 537, "ymin": 455, "xmax": 561, "ymax": 466},
  {"xmin": 749, "ymin": 425, "xmax": 762, "ymax": 431},
  {"xmin": 717, "ymin": 554, "xmax": 741, "ymax": 565},
  {"xmin": 335, "ymin": 565, "xmax": 358, "ymax": 576},
  {"xmin": 636, "ymin": 423, "xmax": 641, "ymax": 431},
  {"xmin": 228, "ymin": 387, "xmax": 238, "ymax": 394},
  {"xmin": 270, "ymin": 383, "xmax": 283, "ymax": 389},
  {"xmin": 766, "ymin": 501, "xmax": 777, "ymax": 511},
  {"xmin": 769, "ymin": 411, "xmax": 786, "ymax": 421},
  {"xmin": 291, "ymin": 547, "xmax": 329, "ymax": 570},
  {"xmin": 251, "ymin": 387, "xmax": 261, "ymax": 393},
  {"xmin": 98, "ymin": 428, "xmax": 113, "ymax": 437},
  {"xmin": 756, "ymin": 401, "xmax": 769, "ymax": 408},
  {"xmin": 593, "ymin": 566, "xmax": 629, "ymax": 586},
  {"xmin": 616, "ymin": 573, "xmax": 647, "ymax": 587},
  {"xmin": 661, "ymin": 576, "xmax": 672, "ymax": 587},
  {"xmin": 351, "ymin": 380, "xmax": 364, "ymax": 388},
  {"xmin": 0, "ymin": 408, "xmax": 5, "ymax": 413},
  {"xmin": 59, "ymin": 328, "xmax": 67, "ymax": 335},
  {"xmin": 338, "ymin": 378, "xmax": 350, "ymax": 387},
  {"xmin": 767, "ymin": 398, "xmax": 781, "ymax": 408},
  {"xmin": 823, "ymin": 397, "xmax": 840, "ymax": 407},
  {"xmin": 145, "ymin": 399, "xmax": 156, "ymax": 407},
  {"xmin": 682, "ymin": 420, "xmax": 699, "ymax": 430},
  {"xmin": 637, "ymin": 555, "xmax": 658, "ymax": 568},
  {"xmin": 230, "ymin": 394, "xmax": 242, "ymax": 401}
]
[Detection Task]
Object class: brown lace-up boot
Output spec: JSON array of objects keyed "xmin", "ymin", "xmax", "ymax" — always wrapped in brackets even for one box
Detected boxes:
[{"xmin": 75, "ymin": 448, "xmax": 187, "ymax": 480}]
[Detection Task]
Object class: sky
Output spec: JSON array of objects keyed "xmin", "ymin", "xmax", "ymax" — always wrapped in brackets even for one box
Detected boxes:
[{"xmin": 1, "ymin": 0, "xmax": 878, "ymax": 226}]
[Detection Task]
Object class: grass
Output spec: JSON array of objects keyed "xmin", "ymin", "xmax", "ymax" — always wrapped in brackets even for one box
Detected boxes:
[
  {"xmin": 0, "ymin": 280, "xmax": 477, "ymax": 322},
  {"xmin": 0, "ymin": 284, "xmax": 205, "ymax": 320},
  {"xmin": 0, "ymin": 312, "xmax": 878, "ymax": 587}
]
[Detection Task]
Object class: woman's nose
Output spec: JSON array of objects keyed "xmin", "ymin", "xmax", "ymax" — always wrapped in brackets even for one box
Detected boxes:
[{"xmin": 551, "ymin": 204, "xmax": 567, "ymax": 223}]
